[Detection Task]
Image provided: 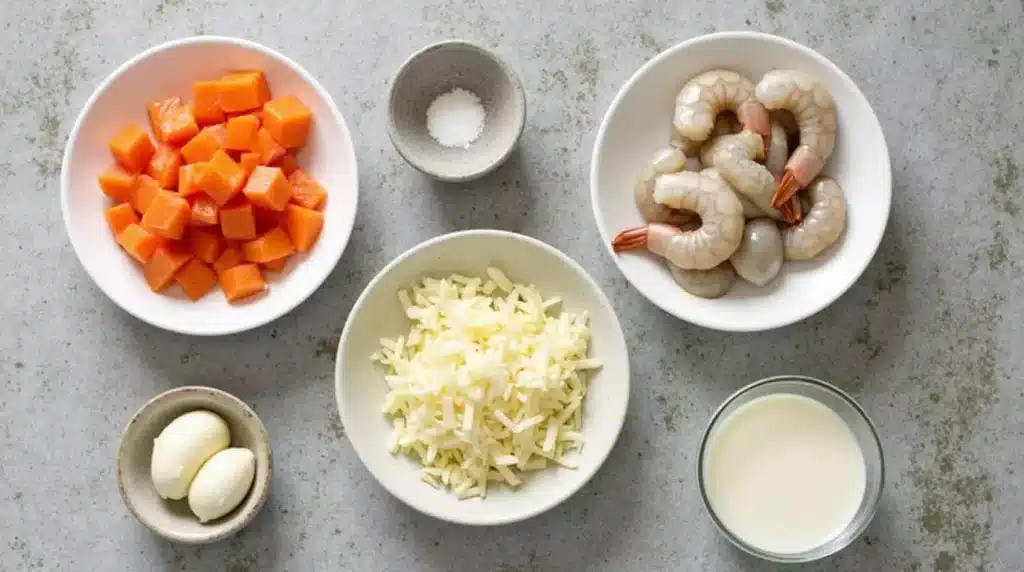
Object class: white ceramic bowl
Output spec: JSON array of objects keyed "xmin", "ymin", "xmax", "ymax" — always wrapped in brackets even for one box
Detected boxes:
[
  {"xmin": 591, "ymin": 31, "xmax": 891, "ymax": 332},
  {"xmin": 61, "ymin": 36, "xmax": 359, "ymax": 335},
  {"xmin": 335, "ymin": 230, "xmax": 630, "ymax": 525}
]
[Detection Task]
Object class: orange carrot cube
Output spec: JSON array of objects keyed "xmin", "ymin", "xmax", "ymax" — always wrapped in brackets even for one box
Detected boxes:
[
  {"xmin": 104, "ymin": 203, "xmax": 140, "ymax": 235},
  {"xmin": 219, "ymin": 263, "xmax": 267, "ymax": 302},
  {"xmin": 262, "ymin": 95, "xmax": 313, "ymax": 148},
  {"xmin": 98, "ymin": 165, "xmax": 138, "ymax": 202},
  {"xmin": 212, "ymin": 246, "xmax": 244, "ymax": 275},
  {"xmin": 192, "ymin": 80, "xmax": 225, "ymax": 126},
  {"xmin": 178, "ymin": 164, "xmax": 205, "ymax": 196},
  {"xmin": 141, "ymin": 190, "xmax": 191, "ymax": 240},
  {"xmin": 143, "ymin": 244, "xmax": 193, "ymax": 292},
  {"xmin": 225, "ymin": 114, "xmax": 261, "ymax": 151},
  {"xmin": 208, "ymin": 150, "xmax": 246, "ymax": 193},
  {"xmin": 256, "ymin": 127, "xmax": 286, "ymax": 165},
  {"xmin": 287, "ymin": 169, "xmax": 327, "ymax": 210},
  {"xmin": 189, "ymin": 194, "xmax": 219, "ymax": 226},
  {"xmin": 175, "ymin": 258, "xmax": 218, "ymax": 301},
  {"xmin": 283, "ymin": 204, "xmax": 324, "ymax": 252},
  {"xmin": 146, "ymin": 143, "xmax": 183, "ymax": 189},
  {"xmin": 115, "ymin": 223, "xmax": 161, "ymax": 263},
  {"xmin": 217, "ymin": 71, "xmax": 271, "ymax": 113},
  {"xmin": 239, "ymin": 152, "xmax": 260, "ymax": 177},
  {"xmin": 195, "ymin": 164, "xmax": 238, "ymax": 206},
  {"xmin": 241, "ymin": 227, "xmax": 295, "ymax": 263},
  {"xmin": 243, "ymin": 166, "xmax": 293, "ymax": 211},
  {"xmin": 220, "ymin": 201, "xmax": 257, "ymax": 240},
  {"xmin": 109, "ymin": 125, "xmax": 155, "ymax": 173},
  {"xmin": 147, "ymin": 97, "xmax": 199, "ymax": 145},
  {"xmin": 180, "ymin": 126, "xmax": 225, "ymax": 164},
  {"xmin": 189, "ymin": 228, "xmax": 224, "ymax": 263},
  {"xmin": 130, "ymin": 175, "xmax": 163, "ymax": 214},
  {"xmin": 262, "ymin": 256, "xmax": 288, "ymax": 272}
]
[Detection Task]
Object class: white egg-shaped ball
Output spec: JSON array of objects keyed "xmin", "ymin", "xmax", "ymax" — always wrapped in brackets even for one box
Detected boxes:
[
  {"xmin": 187, "ymin": 448, "xmax": 257, "ymax": 523},
  {"xmin": 150, "ymin": 410, "xmax": 231, "ymax": 500}
]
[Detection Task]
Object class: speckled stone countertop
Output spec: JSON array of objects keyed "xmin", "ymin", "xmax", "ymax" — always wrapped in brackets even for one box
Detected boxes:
[{"xmin": 2, "ymin": 0, "xmax": 1021, "ymax": 570}]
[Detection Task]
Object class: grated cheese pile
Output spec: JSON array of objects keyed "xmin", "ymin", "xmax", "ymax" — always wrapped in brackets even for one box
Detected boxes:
[{"xmin": 370, "ymin": 267, "xmax": 602, "ymax": 499}]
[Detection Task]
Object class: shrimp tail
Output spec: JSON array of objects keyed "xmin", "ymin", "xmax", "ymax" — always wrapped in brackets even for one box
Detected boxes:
[
  {"xmin": 611, "ymin": 227, "xmax": 649, "ymax": 252},
  {"xmin": 779, "ymin": 195, "xmax": 803, "ymax": 224},
  {"xmin": 771, "ymin": 170, "xmax": 801, "ymax": 209}
]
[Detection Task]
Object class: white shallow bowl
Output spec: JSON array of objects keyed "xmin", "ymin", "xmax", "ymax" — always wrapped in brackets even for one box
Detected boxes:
[
  {"xmin": 335, "ymin": 230, "xmax": 630, "ymax": 526},
  {"xmin": 61, "ymin": 36, "xmax": 359, "ymax": 336},
  {"xmin": 591, "ymin": 31, "xmax": 891, "ymax": 332}
]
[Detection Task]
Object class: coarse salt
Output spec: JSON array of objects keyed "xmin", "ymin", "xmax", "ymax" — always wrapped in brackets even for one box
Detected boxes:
[{"xmin": 425, "ymin": 88, "xmax": 486, "ymax": 149}]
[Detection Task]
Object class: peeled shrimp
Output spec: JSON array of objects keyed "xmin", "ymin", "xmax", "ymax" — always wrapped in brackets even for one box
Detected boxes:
[
  {"xmin": 764, "ymin": 120, "xmax": 789, "ymax": 178},
  {"xmin": 755, "ymin": 70, "xmax": 837, "ymax": 208},
  {"xmin": 782, "ymin": 177, "xmax": 846, "ymax": 261},
  {"xmin": 670, "ymin": 262, "xmax": 736, "ymax": 299},
  {"xmin": 699, "ymin": 132, "xmax": 785, "ymax": 221},
  {"xmin": 673, "ymin": 70, "xmax": 771, "ymax": 145},
  {"xmin": 634, "ymin": 147, "xmax": 700, "ymax": 226},
  {"xmin": 701, "ymin": 167, "xmax": 764, "ymax": 220},
  {"xmin": 730, "ymin": 218, "xmax": 784, "ymax": 286},
  {"xmin": 612, "ymin": 171, "xmax": 744, "ymax": 270}
]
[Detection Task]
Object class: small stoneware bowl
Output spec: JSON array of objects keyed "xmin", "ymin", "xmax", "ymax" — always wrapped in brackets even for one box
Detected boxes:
[
  {"xmin": 116, "ymin": 386, "xmax": 273, "ymax": 544},
  {"xmin": 386, "ymin": 40, "xmax": 526, "ymax": 182}
]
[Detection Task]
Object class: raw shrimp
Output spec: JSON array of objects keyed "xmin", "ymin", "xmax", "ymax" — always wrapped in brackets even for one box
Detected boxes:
[
  {"xmin": 730, "ymin": 218, "xmax": 784, "ymax": 286},
  {"xmin": 782, "ymin": 177, "xmax": 846, "ymax": 261},
  {"xmin": 701, "ymin": 167, "xmax": 764, "ymax": 219},
  {"xmin": 670, "ymin": 262, "xmax": 736, "ymax": 299},
  {"xmin": 673, "ymin": 70, "xmax": 771, "ymax": 146},
  {"xmin": 764, "ymin": 120, "xmax": 789, "ymax": 179},
  {"xmin": 699, "ymin": 132, "xmax": 786, "ymax": 221},
  {"xmin": 634, "ymin": 147, "xmax": 700, "ymax": 226},
  {"xmin": 755, "ymin": 69, "xmax": 837, "ymax": 208},
  {"xmin": 611, "ymin": 171, "xmax": 743, "ymax": 270}
]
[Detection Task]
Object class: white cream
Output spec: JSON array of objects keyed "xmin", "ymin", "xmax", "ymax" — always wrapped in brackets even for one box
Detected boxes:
[
  {"xmin": 187, "ymin": 447, "xmax": 256, "ymax": 523},
  {"xmin": 702, "ymin": 394, "xmax": 865, "ymax": 555},
  {"xmin": 150, "ymin": 410, "xmax": 230, "ymax": 500}
]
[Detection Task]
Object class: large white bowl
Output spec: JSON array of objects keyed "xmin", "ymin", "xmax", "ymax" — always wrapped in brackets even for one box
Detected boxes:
[
  {"xmin": 591, "ymin": 31, "xmax": 891, "ymax": 332},
  {"xmin": 61, "ymin": 36, "xmax": 359, "ymax": 336},
  {"xmin": 335, "ymin": 230, "xmax": 630, "ymax": 526}
]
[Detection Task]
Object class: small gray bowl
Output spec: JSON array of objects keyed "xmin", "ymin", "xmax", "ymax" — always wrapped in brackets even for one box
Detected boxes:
[
  {"xmin": 116, "ymin": 386, "xmax": 272, "ymax": 544},
  {"xmin": 387, "ymin": 39, "xmax": 526, "ymax": 182}
]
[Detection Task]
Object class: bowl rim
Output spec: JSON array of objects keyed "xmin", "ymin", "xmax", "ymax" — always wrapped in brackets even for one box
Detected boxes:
[
  {"xmin": 695, "ymin": 374, "xmax": 885, "ymax": 562},
  {"xmin": 385, "ymin": 39, "xmax": 526, "ymax": 183},
  {"xmin": 115, "ymin": 385, "xmax": 273, "ymax": 545},
  {"xmin": 589, "ymin": 30, "xmax": 893, "ymax": 332},
  {"xmin": 60, "ymin": 34, "xmax": 359, "ymax": 336},
  {"xmin": 334, "ymin": 228, "xmax": 631, "ymax": 526}
]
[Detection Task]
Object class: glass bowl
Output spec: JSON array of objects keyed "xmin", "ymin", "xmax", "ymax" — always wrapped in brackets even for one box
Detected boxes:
[{"xmin": 697, "ymin": 375, "xmax": 884, "ymax": 563}]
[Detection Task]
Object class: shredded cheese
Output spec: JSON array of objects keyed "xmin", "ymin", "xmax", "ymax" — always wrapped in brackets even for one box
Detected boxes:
[{"xmin": 371, "ymin": 267, "xmax": 602, "ymax": 498}]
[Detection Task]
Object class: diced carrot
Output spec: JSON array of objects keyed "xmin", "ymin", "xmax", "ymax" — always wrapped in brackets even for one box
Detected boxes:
[
  {"xmin": 287, "ymin": 169, "xmax": 327, "ymax": 210},
  {"xmin": 116, "ymin": 223, "xmax": 161, "ymax": 263},
  {"xmin": 195, "ymin": 161, "xmax": 239, "ymax": 206},
  {"xmin": 104, "ymin": 203, "xmax": 139, "ymax": 235},
  {"xmin": 98, "ymin": 165, "xmax": 138, "ymax": 202},
  {"xmin": 141, "ymin": 190, "xmax": 191, "ymax": 240},
  {"xmin": 262, "ymin": 256, "xmax": 288, "ymax": 272},
  {"xmin": 262, "ymin": 95, "xmax": 313, "ymax": 149},
  {"xmin": 143, "ymin": 244, "xmax": 194, "ymax": 292},
  {"xmin": 147, "ymin": 97, "xmax": 199, "ymax": 145},
  {"xmin": 178, "ymin": 164, "xmax": 204, "ymax": 196},
  {"xmin": 181, "ymin": 129, "xmax": 221, "ymax": 164},
  {"xmin": 239, "ymin": 152, "xmax": 260, "ymax": 177},
  {"xmin": 130, "ymin": 175, "xmax": 163, "ymax": 214},
  {"xmin": 109, "ymin": 125, "xmax": 155, "ymax": 173},
  {"xmin": 217, "ymin": 71, "xmax": 271, "ymax": 113},
  {"xmin": 220, "ymin": 200, "xmax": 257, "ymax": 240},
  {"xmin": 273, "ymin": 153, "xmax": 300, "ymax": 176},
  {"xmin": 208, "ymin": 150, "xmax": 246, "ymax": 193},
  {"xmin": 189, "ymin": 194, "xmax": 219, "ymax": 226},
  {"xmin": 212, "ymin": 246, "xmax": 244, "ymax": 275},
  {"xmin": 241, "ymin": 227, "xmax": 295, "ymax": 264},
  {"xmin": 192, "ymin": 80, "xmax": 225, "ymax": 126},
  {"xmin": 146, "ymin": 144, "xmax": 183, "ymax": 189},
  {"xmin": 225, "ymin": 114, "xmax": 261, "ymax": 151},
  {"xmin": 283, "ymin": 204, "xmax": 324, "ymax": 252},
  {"xmin": 243, "ymin": 166, "xmax": 293, "ymax": 211},
  {"xmin": 175, "ymin": 258, "xmax": 218, "ymax": 301},
  {"xmin": 189, "ymin": 228, "xmax": 224, "ymax": 263},
  {"xmin": 219, "ymin": 263, "xmax": 267, "ymax": 302},
  {"xmin": 256, "ymin": 127, "xmax": 286, "ymax": 165}
]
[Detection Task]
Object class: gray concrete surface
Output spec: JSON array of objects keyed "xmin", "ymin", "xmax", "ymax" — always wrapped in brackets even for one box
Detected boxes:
[{"xmin": 1, "ymin": 0, "xmax": 1021, "ymax": 570}]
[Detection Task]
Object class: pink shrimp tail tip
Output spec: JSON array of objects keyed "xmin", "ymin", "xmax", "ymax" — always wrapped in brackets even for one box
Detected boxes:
[
  {"xmin": 771, "ymin": 170, "xmax": 801, "ymax": 209},
  {"xmin": 611, "ymin": 227, "xmax": 649, "ymax": 252}
]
